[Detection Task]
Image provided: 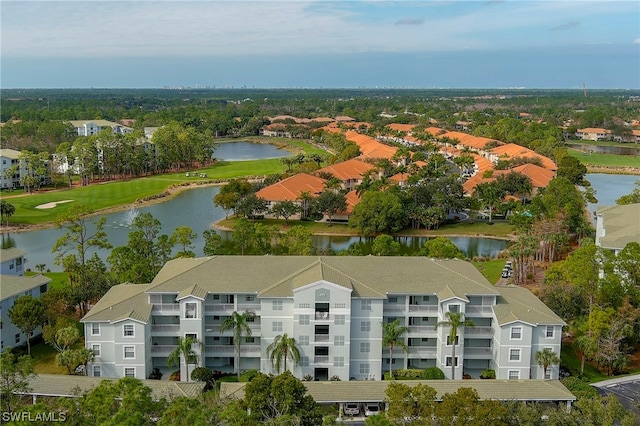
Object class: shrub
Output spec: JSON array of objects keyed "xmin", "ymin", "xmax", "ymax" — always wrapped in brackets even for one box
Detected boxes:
[
  {"xmin": 169, "ymin": 370, "xmax": 180, "ymax": 381},
  {"xmin": 480, "ymin": 369, "xmax": 496, "ymax": 379},
  {"xmin": 561, "ymin": 377, "xmax": 599, "ymax": 400},
  {"xmin": 302, "ymin": 374, "xmax": 314, "ymax": 381},
  {"xmin": 240, "ymin": 369, "xmax": 260, "ymax": 382},
  {"xmin": 329, "ymin": 375, "xmax": 341, "ymax": 381},
  {"xmin": 423, "ymin": 367, "xmax": 445, "ymax": 380},
  {"xmin": 191, "ymin": 367, "xmax": 215, "ymax": 390}
]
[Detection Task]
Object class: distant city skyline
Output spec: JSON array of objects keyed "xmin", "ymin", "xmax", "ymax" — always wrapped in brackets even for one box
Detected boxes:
[{"xmin": 2, "ymin": 1, "xmax": 639, "ymax": 89}]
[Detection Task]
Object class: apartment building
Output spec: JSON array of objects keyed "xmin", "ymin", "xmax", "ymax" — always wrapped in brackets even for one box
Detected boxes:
[
  {"xmin": 1, "ymin": 248, "xmax": 51, "ymax": 351},
  {"xmin": 0, "ymin": 149, "xmax": 25, "ymax": 189},
  {"xmin": 69, "ymin": 120, "xmax": 134, "ymax": 137},
  {"xmin": 81, "ymin": 256, "xmax": 564, "ymax": 382}
]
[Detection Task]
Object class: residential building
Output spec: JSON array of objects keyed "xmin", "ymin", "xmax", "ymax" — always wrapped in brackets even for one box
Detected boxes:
[
  {"xmin": 595, "ymin": 203, "xmax": 640, "ymax": 255},
  {"xmin": 69, "ymin": 120, "xmax": 134, "ymax": 137},
  {"xmin": 256, "ymin": 173, "xmax": 327, "ymax": 220},
  {"xmin": 315, "ymin": 159, "xmax": 375, "ymax": 192},
  {"xmin": 576, "ymin": 128, "xmax": 612, "ymax": 141},
  {"xmin": 81, "ymin": 256, "xmax": 564, "ymax": 382},
  {"xmin": 0, "ymin": 148, "xmax": 24, "ymax": 189},
  {"xmin": 1, "ymin": 248, "xmax": 50, "ymax": 352}
]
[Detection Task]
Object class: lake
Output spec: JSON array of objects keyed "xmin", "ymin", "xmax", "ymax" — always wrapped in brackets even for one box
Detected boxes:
[
  {"xmin": 585, "ymin": 173, "xmax": 639, "ymax": 218},
  {"xmin": 214, "ymin": 141, "xmax": 289, "ymax": 161}
]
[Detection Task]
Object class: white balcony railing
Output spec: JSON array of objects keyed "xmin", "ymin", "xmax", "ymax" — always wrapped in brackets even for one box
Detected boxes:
[
  {"xmin": 464, "ymin": 347, "xmax": 492, "ymax": 356},
  {"xmin": 205, "ymin": 344, "xmax": 261, "ymax": 354},
  {"xmin": 314, "ymin": 334, "xmax": 330, "ymax": 342},
  {"xmin": 151, "ymin": 325, "xmax": 180, "ymax": 333},
  {"xmin": 237, "ymin": 303, "xmax": 261, "ymax": 312},
  {"xmin": 408, "ymin": 305, "xmax": 438, "ymax": 313},
  {"xmin": 314, "ymin": 356, "xmax": 330, "ymax": 364},
  {"xmin": 465, "ymin": 306, "xmax": 494, "ymax": 314},
  {"xmin": 465, "ymin": 327, "xmax": 493, "ymax": 335},
  {"xmin": 384, "ymin": 305, "xmax": 406, "ymax": 312},
  {"xmin": 205, "ymin": 303, "xmax": 235, "ymax": 312},
  {"xmin": 407, "ymin": 326, "xmax": 437, "ymax": 334},
  {"xmin": 151, "ymin": 345, "xmax": 177, "ymax": 354},
  {"xmin": 315, "ymin": 312, "xmax": 330, "ymax": 320},
  {"xmin": 151, "ymin": 304, "xmax": 180, "ymax": 313},
  {"xmin": 408, "ymin": 347, "xmax": 437, "ymax": 357}
]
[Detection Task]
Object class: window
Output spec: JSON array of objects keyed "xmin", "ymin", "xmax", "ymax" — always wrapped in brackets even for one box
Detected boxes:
[
  {"xmin": 361, "ymin": 300, "xmax": 372, "ymax": 311},
  {"xmin": 546, "ymin": 326, "xmax": 554, "ymax": 338},
  {"xmin": 273, "ymin": 300, "xmax": 283, "ymax": 311},
  {"xmin": 334, "ymin": 303, "xmax": 346, "ymax": 309},
  {"xmin": 360, "ymin": 342, "xmax": 370, "ymax": 353},
  {"xmin": 124, "ymin": 346, "xmax": 135, "ymax": 359},
  {"xmin": 93, "ymin": 365, "xmax": 101, "ymax": 377},
  {"xmin": 449, "ymin": 304, "xmax": 460, "ymax": 313},
  {"xmin": 40, "ymin": 284, "xmax": 48, "ymax": 294},
  {"xmin": 300, "ymin": 357, "xmax": 309, "ymax": 367},
  {"xmin": 447, "ymin": 335, "xmax": 459, "ymax": 346},
  {"xmin": 334, "ymin": 336, "xmax": 345, "ymax": 346},
  {"xmin": 361, "ymin": 321, "xmax": 371, "ymax": 332},
  {"xmin": 123, "ymin": 324, "xmax": 134, "ymax": 337},
  {"xmin": 510, "ymin": 327, "xmax": 522, "ymax": 340},
  {"xmin": 299, "ymin": 315, "xmax": 310, "ymax": 325},
  {"xmin": 544, "ymin": 369, "xmax": 552, "ymax": 379},
  {"xmin": 246, "ymin": 295, "xmax": 255, "ymax": 302},
  {"xmin": 388, "ymin": 297, "xmax": 398, "ymax": 303},
  {"xmin": 272, "ymin": 321, "xmax": 283, "ymax": 332},
  {"xmin": 509, "ymin": 349, "xmax": 521, "ymax": 361},
  {"xmin": 1, "ymin": 341, "xmax": 3, "ymax": 350},
  {"xmin": 245, "ymin": 337, "xmax": 255, "ymax": 343},
  {"xmin": 334, "ymin": 356, "xmax": 344, "ymax": 367},
  {"xmin": 334, "ymin": 315, "xmax": 345, "ymax": 325},
  {"xmin": 92, "ymin": 344, "xmax": 101, "ymax": 357},
  {"xmin": 360, "ymin": 363, "xmax": 370, "ymax": 374},
  {"xmin": 508, "ymin": 370, "xmax": 520, "ymax": 380},
  {"xmin": 299, "ymin": 336, "xmax": 309, "ymax": 346},
  {"xmin": 124, "ymin": 368, "xmax": 135, "ymax": 378},
  {"xmin": 91, "ymin": 323, "xmax": 100, "ymax": 336},
  {"xmin": 185, "ymin": 302, "xmax": 197, "ymax": 319},
  {"xmin": 446, "ymin": 357, "xmax": 458, "ymax": 367},
  {"xmin": 213, "ymin": 294, "xmax": 220, "ymax": 300},
  {"xmin": 15, "ymin": 334, "xmax": 20, "ymax": 344}
]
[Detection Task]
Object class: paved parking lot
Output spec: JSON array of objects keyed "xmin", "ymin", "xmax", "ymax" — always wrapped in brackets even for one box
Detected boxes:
[{"xmin": 591, "ymin": 375, "xmax": 640, "ymax": 416}]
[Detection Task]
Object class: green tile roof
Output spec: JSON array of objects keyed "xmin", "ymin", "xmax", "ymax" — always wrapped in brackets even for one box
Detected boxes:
[
  {"xmin": 82, "ymin": 283, "xmax": 152, "ymax": 324},
  {"xmin": 220, "ymin": 379, "xmax": 575, "ymax": 403},
  {"xmin": 0, "ymin": 274, "xmax": 50, "ymax": 301},
  {"xmin": 597, "ymin": 204, "xmax": 640, "ymax": 250},
  {"xmin": 493, "ymin": 285, "xmax": 565, "ymax": 326},
  {"xmin": 23, "ymin": 374, "xmax": 204, "ymax": 401}
]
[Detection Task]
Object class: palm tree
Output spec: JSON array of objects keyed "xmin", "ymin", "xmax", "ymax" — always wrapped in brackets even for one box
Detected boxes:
[
  {"xmin": 474, "ymin": 181, "xmax": 506, "ymax": 224},
  {"xmin": 220, "ymin": 310, "xmax": 255, "ymax": 380},
  {"xmin": 382, "ymin": 319, "xmax": 409, "ymax": 379},
  {"xmin": 535, "ymin": 348, "xmax": 560, "ymax": 379},
  {"xmin": 436, "ymin": 311, "xmax": 474, "ymax": 380},
  {"xmin": 267, "ymin": 333, "xmax": 301, "ymax": 374},
  {"xmin": 167, "ymin": 336, "xmax": 199, "ymax": 382}
]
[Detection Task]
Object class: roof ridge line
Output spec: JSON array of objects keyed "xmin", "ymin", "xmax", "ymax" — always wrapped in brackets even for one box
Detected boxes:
[
  {"xmin": 429, "ymin": 259, "xmax": 498, "ymax": 294},
  {"xmin": 319, "ymin": 258, "xmax": 385, "ymax": 297},
  {"xmin": 498, "ymin": 286, "xmax": 560, "ymax": 324},
  {"xmin": 258, "ymin": 258, "xmax": 323, "ymax": 296}
]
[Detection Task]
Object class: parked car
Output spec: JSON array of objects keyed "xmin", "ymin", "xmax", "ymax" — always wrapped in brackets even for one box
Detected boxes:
[
  {"xmin": 501, "ymin": 268, "xmax": 511, "ymax": 278},
  {"xmin": 344, "ymin": 403, "xmax": 360, "ymax": 416},
  {"xmin": 365, "ymin": 403, "xmax": 381, "ymax": 416},
  {"xmin": 505, "ymin": 261, "xmax": 513, "ymax": 270}
]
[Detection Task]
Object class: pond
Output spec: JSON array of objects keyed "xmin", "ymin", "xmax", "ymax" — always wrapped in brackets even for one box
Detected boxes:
[
  {"xmin": 7, "ymin": 158, "xmax": 635, "ymax": 272},
  {"xmin": 214, "ymin": 141, "xmax": 289, "ymax": 161}
]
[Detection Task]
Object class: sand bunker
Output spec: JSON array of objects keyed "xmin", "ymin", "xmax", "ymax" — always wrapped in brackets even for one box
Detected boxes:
[{"xmin": 35, "ymin": 200, "xmax": 74, "ymax": 209}]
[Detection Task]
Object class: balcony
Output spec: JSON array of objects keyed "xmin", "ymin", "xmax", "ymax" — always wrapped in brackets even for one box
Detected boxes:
[
  {"xmin": 314, "ymin": 334, "xmax": 330, "ymax": 342},
  {"xmin": 464, "ymin": 327, "xmax": 493, "ymax": 336},
  {"xmin": 464, "ymin": 347, "xmax": 492, "ymax": 357},
  {"xmin": 151, "ymin": 304, "xmax": 180, "ymax": 314},
  {"xmin": 384, "ymin": 305, "xmax": 406, "ymax": 312},
  {"xmin": 407, "ymin": 347, "xmax": 437, "ymax": 357},
  {"xmin": 205, "ymin": 303, "xmax": 235, "ymax": 313},
  {"xmin": 151, "ymin": 345, "xmax": 177, "ymax": 355},
  {"xmin": 313, "ymin": 356, "xmax": 330, "ymax": 364},
  {"xmin": 407, "ymin": 326, "xmax": 436, "ymax": 334},
  {"xmin": 315, "ymin": 312, "xmax": 330, "ymax": 320},
  {"xmin": 151, "ymin": 324, "xmax": 180, "ymax": 333},
  {"xmin": 465, "ymin": 306, "xmax": 494, "ymax": 315},
  {"xmin": 237, "ymin": 303, "xmax": 260, "ymax": 312},
  {"xmin": 205, "ymin": 344, "xmax": 261, "ymax": 355},
  {"xmin": 408, "ymin": 305, "xmax": 438, "ymax": 314}
]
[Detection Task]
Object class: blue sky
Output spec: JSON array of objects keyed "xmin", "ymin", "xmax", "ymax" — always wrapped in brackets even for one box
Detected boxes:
[{"xmin": 2, "ymin": 0, "xmax": 639, "ymax": 89}]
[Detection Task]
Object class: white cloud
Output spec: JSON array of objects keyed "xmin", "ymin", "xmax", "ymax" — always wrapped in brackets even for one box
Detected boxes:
[{"xmin": 1, "ymin": 1, "xmax": 637, "ymax": 57}]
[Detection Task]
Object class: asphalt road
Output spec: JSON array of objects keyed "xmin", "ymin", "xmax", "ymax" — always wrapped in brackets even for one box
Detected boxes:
[{"xmin": 591, "ymin": 375, "xmax": 640, "ymax": 417}]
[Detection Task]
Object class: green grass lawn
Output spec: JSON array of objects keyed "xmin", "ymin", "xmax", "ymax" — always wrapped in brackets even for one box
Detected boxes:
[
  {"xmin": 25, "ymin": 271, "xmax": 69, "ymax": 290},
  {"xmin": 31, "ymin": 320, "xmax": 84, "ymax": 375},
  {"xmin": 472, "ymin": 259, "xmax": 509, "ymax": 284},
  {"xmin": 567, "ymin": 148, "xmax": 640, "ymax": 168},
  {"xmin": 559, "ymin": 341, "xmax": 640, "ymax": 383}
]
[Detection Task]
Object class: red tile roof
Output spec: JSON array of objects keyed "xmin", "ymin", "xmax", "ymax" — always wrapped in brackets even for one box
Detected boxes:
[
  {"xmin": 256, "ymin": 173, "xmax": 326, "ymax": 202},
  {"xmin": 489, "ymin": 143, "xmax": 557, "ymax": 171},
  {"xmin": 387, "ymin": 123, "xmax": 416, "ymax": 133},
  {"xmin": 439, "ymin": 131, "xmax": 499, "ymax": 150},
  {"xmin": 510, "ymin": 163, "xmax": 555, "ymax": 188},
  {"xmin": 345, "ymin": 131, "xmax": 397, "ymax": 160},
  {"xmin": 316, "ymin": 159, "xmax": 375, "ymax": 181}
]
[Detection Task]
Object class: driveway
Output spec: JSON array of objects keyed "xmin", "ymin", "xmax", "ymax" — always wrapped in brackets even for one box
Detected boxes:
[{"xmin": 591, "ymin": 375, "xmax": 640, "ymax": 416}]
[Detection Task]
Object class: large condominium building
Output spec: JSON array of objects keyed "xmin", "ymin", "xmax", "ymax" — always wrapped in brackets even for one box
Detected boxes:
[{"xmin": 81, "ymin": 256, "xmax": 564, "ymax": 382}]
